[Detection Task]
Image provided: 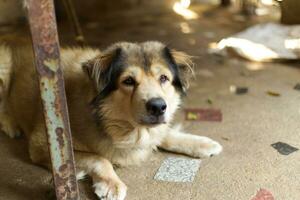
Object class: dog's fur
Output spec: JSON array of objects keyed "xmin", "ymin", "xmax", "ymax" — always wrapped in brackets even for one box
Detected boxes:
[{"xmin": 0, "ymin": 41, "xmax": 222, "ymax": 200}]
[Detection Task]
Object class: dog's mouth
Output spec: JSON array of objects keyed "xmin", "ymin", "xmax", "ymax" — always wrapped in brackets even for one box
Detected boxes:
[{"xmin": 139, "ymin": 115, "xmax": 166, "ymax": 126}]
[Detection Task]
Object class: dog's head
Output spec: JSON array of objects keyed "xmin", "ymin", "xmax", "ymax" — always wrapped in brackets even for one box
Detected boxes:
[{"xmin": 83, "ymin": 41, "xmax": 193, "ymax": 127}]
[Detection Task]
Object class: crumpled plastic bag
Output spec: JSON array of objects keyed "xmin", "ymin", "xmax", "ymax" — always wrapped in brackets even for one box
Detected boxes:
[{"xmin": 210, "ymin": 23, "xmax": 300, "ymax": 62}]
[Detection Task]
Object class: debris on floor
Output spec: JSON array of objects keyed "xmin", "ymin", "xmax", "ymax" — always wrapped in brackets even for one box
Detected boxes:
[
  {"xmin": 251, "ymin": 189, "xmax": 274, "ymax": 200},
  {"xmin": 210, "ymin": 23, "xmax": 300, "ymax": 62},
  {"xmin": 293, "ymin": 83, "xmax": 300, "ymax": 91},
  {"xmin": 154, "ymin": 157, "xmax": 201, "ymax": 182},
  {"xmin": 185, "ymin": 108, "xmax": 222, "ymax": 122},
  {"xmin": 221, "ymin": 136, "xmax": 229, "ymax": 141},
  {"xmin": 230, "ymin": 85, "xmax": 249, "ymax": 95},
  {"xmin": 271, "ymin": 142, "xmax": 299, "ymax": 155},
  {"xmin": 266, "ymin": 91, "xmax": 281, "ymax": 97},
  {"xmin": 206, "ymin": 98, "xmax": 213, "ymax": 105}
]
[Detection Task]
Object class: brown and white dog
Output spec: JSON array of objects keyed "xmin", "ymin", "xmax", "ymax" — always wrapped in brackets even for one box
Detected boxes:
[{"xmin": 0, "ymin": 41, "xmax": 222, "ymax": 200}]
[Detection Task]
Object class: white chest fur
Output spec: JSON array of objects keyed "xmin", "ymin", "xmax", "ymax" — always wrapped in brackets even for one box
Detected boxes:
[{"xmin": 105, "ymin": 125, "xmax": 167, "ymax": 166}]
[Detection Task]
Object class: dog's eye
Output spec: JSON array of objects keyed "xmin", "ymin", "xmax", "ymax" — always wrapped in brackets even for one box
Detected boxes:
[
  {"xmin": 122, "ymin": 77, "xmax": 136, "ymax": 86},
  {"xmin": 159, "ymin": 75, "xmax": 169, "ymax": 84}
]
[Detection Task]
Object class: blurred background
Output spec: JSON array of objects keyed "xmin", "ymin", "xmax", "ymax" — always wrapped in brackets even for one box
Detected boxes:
[{"xmin": 0, "ymin": 0, "xmax": 299, "ymax": 200}]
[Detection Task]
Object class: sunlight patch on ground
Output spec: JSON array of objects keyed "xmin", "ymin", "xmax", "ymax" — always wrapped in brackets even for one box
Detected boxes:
[{"xmin": 173, "ymin": 0, "xmax": 199, "ymax": 20}]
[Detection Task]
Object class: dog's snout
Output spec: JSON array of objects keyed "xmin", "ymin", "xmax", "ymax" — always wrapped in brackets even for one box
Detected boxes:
[{"xmin": 146, "ymin": 98, "xmax": 167, "ymax": 116}]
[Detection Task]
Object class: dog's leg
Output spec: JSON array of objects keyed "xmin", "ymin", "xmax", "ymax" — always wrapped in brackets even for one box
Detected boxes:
[
  {"xmin": 0, "ymin": 95, "xmax": 20, "ymax": 138},
  {"xmin": 28, "ymin": 125, "xmax": 51, "ymax": 169},
  {"xmin": 0, "ymin": 112, "xmax": 21, "ymax": 138},
  {"xmin": 28, "ymin": 123, "xmax": 127, "ymax": 199},
  {"xmin": 75, "ymin": 152, "xmax": 127, "ymax": 200},
  {"xmin": 159, "ymin": 126, "xmax": 222, "ymax": 158},
  {"xmin": 0, "ymin": 46, "xmax": 20, "ymax": 138}
]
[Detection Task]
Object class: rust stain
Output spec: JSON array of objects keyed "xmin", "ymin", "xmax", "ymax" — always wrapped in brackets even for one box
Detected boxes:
[
  {"xmin": 56, "ymin": 127, "xmax": 65, "ymax": 148},
  {"xmin": 44, "ymin": 59, "xmax": 59, "ymax": 72},
  {"xmin": 54, "ymin": 162, "xmax": 78, "ymax": 199}
]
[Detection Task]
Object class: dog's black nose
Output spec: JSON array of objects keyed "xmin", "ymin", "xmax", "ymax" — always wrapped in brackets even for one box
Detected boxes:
[{"xmin": 146, "ymin": 98, "xmax": 167, "ymax": 116}]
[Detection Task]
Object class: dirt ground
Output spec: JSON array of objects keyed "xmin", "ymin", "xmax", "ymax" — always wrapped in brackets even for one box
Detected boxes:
[{"xmin": 0, "ymin": 2, "xmax": 299, "ymax": 200}]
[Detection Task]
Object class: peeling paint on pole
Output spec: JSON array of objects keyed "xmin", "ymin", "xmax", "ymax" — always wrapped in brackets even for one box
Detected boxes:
[
  {"xmin": 44, "ymin": 59, "xmax": 60, "ymax": 72},
  {"xmin": 25, "ymin": 0, "xmax": 79, "ymax": 199}
]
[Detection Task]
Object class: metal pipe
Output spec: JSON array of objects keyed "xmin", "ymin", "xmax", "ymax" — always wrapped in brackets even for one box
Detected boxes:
[{"xmin": 24, "ymin": 0, "xmax": 79, "ymax": 199}]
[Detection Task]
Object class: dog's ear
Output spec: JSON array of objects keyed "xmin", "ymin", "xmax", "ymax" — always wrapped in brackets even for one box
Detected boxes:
[
  {"xmin": 82, "ymin": 48, "xmax": 122, "ymax": 91},
  {"xmin": 163, "ymin": 47, "xmax": 194, "ymax": 94},
  {"xmin": 170, "ymin": 49, "xmax": 194, "ymax": 89}
]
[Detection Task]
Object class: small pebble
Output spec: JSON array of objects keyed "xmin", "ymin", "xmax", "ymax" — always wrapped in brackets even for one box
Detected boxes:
[
  {"xmin": 230, "ymin": 85, "xmax": 248, "ymax": 95},
  {"xmin": 294, "ymin": 83, "xmax": 300, "ymax": 91},
  {"xmin": 221, "ymin": 137, "xmax": 229, "ymax": 141}
]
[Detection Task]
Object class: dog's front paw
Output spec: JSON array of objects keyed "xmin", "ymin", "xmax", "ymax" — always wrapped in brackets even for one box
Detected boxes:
[
  {"xmin": 93, "ymin": 178, "xmax": 127, "ymax": 200},
  {"xmin": 0, "ymin": 120, "xmax": 21, "ymax": 138},
  {"xmin": 191, "ymin": 136, "xmax": 223, "ymax": 158}
]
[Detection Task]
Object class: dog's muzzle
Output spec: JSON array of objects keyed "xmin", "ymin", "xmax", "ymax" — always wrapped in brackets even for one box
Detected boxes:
[
  {"xmin": 140, "ymin": 98, "xmax": 167, "ymax": 125},
  {"xmin": 146, "ymin": 98, "xmax": 167, "ymax": 116}
]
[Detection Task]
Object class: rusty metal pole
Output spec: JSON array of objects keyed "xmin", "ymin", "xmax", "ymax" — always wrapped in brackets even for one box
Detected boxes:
[{"xmin": 24, "ymin": 0, "xmax": 79, "ymax": 199}]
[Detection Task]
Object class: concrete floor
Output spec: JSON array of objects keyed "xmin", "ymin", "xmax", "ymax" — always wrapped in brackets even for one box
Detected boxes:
[{"xmin": 0, "ymin": 3, "xmax": 300, "ymax": 200}]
